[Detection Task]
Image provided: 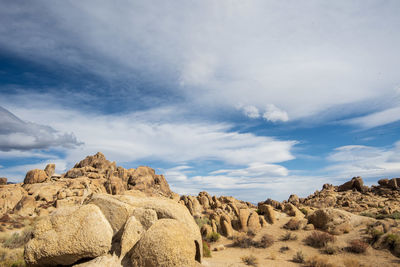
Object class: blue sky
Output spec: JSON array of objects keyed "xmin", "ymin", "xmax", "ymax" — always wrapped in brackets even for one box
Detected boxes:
[{"xmin": 1, "ymin": 0, "xmax": 400, "ymax": 201}]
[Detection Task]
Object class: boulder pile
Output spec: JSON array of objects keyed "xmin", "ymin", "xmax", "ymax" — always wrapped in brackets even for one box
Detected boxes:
[{"xmin": 24, "ymin": 193, "xmax": 202, "ymax": 267}]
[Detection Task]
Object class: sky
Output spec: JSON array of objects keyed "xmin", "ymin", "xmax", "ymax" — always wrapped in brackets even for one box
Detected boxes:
[{"xmin": 0, "ymin": 0, "xmax": 400, "ymax": 202}]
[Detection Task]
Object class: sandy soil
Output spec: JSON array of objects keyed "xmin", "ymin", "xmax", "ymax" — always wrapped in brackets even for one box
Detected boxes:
[{"xmin": 202, "ymin": 214, "xmax": 400, "ymax": 267}]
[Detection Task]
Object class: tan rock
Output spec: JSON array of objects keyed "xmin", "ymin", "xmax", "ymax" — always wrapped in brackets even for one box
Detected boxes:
[
  {"xmin": 283, "ymin": 203, "xmax": 304, "ymax": 218},
  {"xmin": 44, "ymin": 163, "xmax": 56, "ymax": 178},
  {"xmin": 201, "ymin": 224, "xmax": 213, "ymax": 237},
  {"xmin": 259, "ymin": 204, "xmax": 276, "ymax": 224},
  {"xmin": 13, "ymin": 195, "xmax": 36, "ymax": 216},
  {"xmin": 247, "ymin": 211, "xmax": 261, "ymax": 232},
  {"xmin": 24, "ymin": 169, "xmax": 48, "ymax": 184},
  {"xmin": 24, "ymin": 204, "xmax": 113, "ymax": 266},
  {"xmin": 239, "ymin": 208, "xmax": 250, "ymax": 232},
  {"xmin": 85, "ymin": 194, "xmax": 134, "ymax": 235},
  {"xmin": 73, "ymin": 254, "xmax": 121, "ymax": 267},
  {"xmin": 0, "ymin": 177, "xmax": 7, "ymax": 185},
  {"xmin": 120, "ymin": 216, "xmax": 145, "ymax": 257},
  {"xmin": 128, "ymin": 166, "xmax": 172, "ymax": 197},
  {"xmin": 105, "ymin": 176, "xmax": 125, "ymax": 195},
  {"xmin": 0, "ymin": 184, "xmax": 27, "ymax": 215},
  {"xmin": 132, "ymin": 208, "xmax": 158, "ymax": 230},
  {"xmin": 131, "ymin": 219, "xmax": 200, "ymax": 267}
]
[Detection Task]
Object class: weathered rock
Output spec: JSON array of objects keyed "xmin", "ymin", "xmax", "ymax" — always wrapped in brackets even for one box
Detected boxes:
[
  {"xmin": 128, "ymin": 166, "xmax": 172, "ymax": 197},
  {"xmin": 284, "ymin": 203, "xmax": 304, "ymax": 218},
  {"xmin": 85, "ymin": 194, "xmax": 134, "ymax": 235},
  {"xmin": 13, "ymin": 195, "xmax": 36, "ymax": 217},
  {"xmin": 0, "ymin": 184, "xmax": 27, "ymax": 215},
  {"xmin": 24, "ymin": 204, "xmax": 113, "ymax": 266},
  {"xmin": 44, "ymin": 164, "xmax": 56, "ymax": 178},
  {"xmin": 65, "ymin": 168, "xmax": 84, "ymax": 178},
  {"xmin": 201, "ymin": 224, "xmax": 213, "ymax": 237},
  {"xmin": 0, "ymin": 177, "xmax": 7, "ymax": 185},
  {"xmin": 221, "ymin": 218, "xmax": 233, "ymax": 237},
  {"xmin": 338, "ymin": 176, "xmax": 364, "ymax": 192},
  {"xmin": 24, "ymin": 169, "xmax": 48, "ymax": 184},
  {"xmin": 120, "ymin": 216, "xmax": 145, "ymax": 257},
  {"xmin": 258, "ymin": 204, "xmax": 276, "ymax": 224},
  {"xmin": 131, "ymin": 219, "xmax": 200, "ymax": 267},
  {"xmin": 105, "ymin": 176, "xmax": 125, "ymax": 195},
  {"xmin": 132, "ymin": 208, "xmax": 158, "ymax": 230},
  {"xmin": 239, "ymin": 208, "xmax": 250, "ymax": 232},
  {"xmin": 288, "ymin": 194, "xmax": 300, "ymax": 204},
  {"xmin": 73, "ymin": 254, "xmax": 121, "ymax": 267},
  {"xmin": 247, "ymin": 211, "xmax": 261, "ymax": 232}
]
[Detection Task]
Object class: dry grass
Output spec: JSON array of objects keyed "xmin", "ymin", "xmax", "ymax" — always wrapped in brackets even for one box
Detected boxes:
[
  {"xmin": 323, "ymin": 244, "xmax": 340, "ymax": 255},
  {"xmin": 280, "ymin": 231, "xmax": 298, "ymax": 241},
  {"xmin": 202, "ymin": 240, "xmax": 211, "ymax": 258},
  {"xmin": 241, "ymin": 255, "xmax": 258, "ymax": 266},
  {"xmin": 0, "ymin": 247, "xmax": 25, "ymax": 267},
  {"xmin": 305, "ymin": 231, "xmax": 335, "ymax": 248},
  {"xmin": 2, "ymin": 228, "xmax": 32, "ymax": 249},
  {"xmin": 232, "ymin": 235, "xmax": 254, "ymax": 248},
  {"xmin": 292, "ymin": 250, "xmax": 305, "ymax": 263},
  {"xmin": 205, "ymin": 232, "xmax": 220, "ymax": 243},
  {"xmin": 257, "ymin": 234, "xmax": 274, "ymax": 248},
  {"xmin": 305, "ymin": 256, "xmax": 335, "ymax": 267},
  {"xmin": 347, "ymin": 239, "xmax": 368, "ymax": 254}
]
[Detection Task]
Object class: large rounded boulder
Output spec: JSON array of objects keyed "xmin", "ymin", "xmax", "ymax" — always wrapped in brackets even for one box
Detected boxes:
[
  {"xmin": 131, "ymin": 219, "xmax": 199, "ymax": 267},
  {"xmin": 24, "ymin": 204, "xmax": 113, "ymax": 266},
  {"xmin": 24, "ymin": 169, "xmax": 48, "ymax": 184}
]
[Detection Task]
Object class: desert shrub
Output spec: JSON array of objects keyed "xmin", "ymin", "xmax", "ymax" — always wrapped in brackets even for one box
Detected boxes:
[
  {"xmin": 195, "ymin": 217, "xmax": 210, "ymax": 229},
  {"xmin": 369, "ymin": 229, "xmax": 383, "ymax": 244},
  {"xmin": 205, "ymin": 232, "xmax": 220, "ymax": 243},
  {"xmin": 280, "ymin": 232, "xmax": 298, "ymax": 241},
  {"xmin": 305, "ymin": 256, "xmax": 335, "ymax": 267},
  {"xmin": 305, "ymin": 231, "xmax": 335, "ymax": 248},
  {"xmin": 3, "ymin": 229, "xmax": 32, "ymax": 249},
  {"xmin": 347, "ymin": 239, "xmax": 368, "ymax": 254},
  {"xmin": 279, "ymin": 246, "xmax": 289, "ymax": 253},
  {"xmin": 232, "ymin": 235, "xmax": 255, "ymax": 248},
  {"xmin": 284, "ymin": 218, "xmax": 302, "ymax": 230},
  {"xmin": 202, "ymin": 240, "xmax": 211, "ymax": 258},
  {"xmin": 257, "ymin": 234, "xmax": 274, "ymax": 248},
  {"xmin": 0, "ymin": 247, "xmax": 25, "ymax": 267},
  {"xmin": 343, "ymin": 259, "xmax": 362, "ymax": 267},
  {"xmin": 246, "ymin": 229, "xmax": 256, "ymax": 237},
  {"xmin": 241, "ymin": 255, "xmax": 258, "ymax": 266},
  {"xmin": 384, "ymin": 233, "xmax": 400, "ymax": 249},
  {"xmin": 360, "ymin": 211, "xmax": 400, "ymax": 220},
  {"xmin": 323, "ymin": 244, "xmax": 340, "ymax": 255},
  {"xmin": 292, "ymin": 250, "xmax": 305, "ymax": 263},
  {"xmin": 300, "ymin": 208, "xmax": 308, "ymax": 216}
]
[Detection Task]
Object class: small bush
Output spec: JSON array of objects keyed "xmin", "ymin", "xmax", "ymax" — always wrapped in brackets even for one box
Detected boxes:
[
  {"xmin": 257, "ymin": 234, "xmax": 274, "ymax": 248},
  {"xmin": 279, "ymin": 246, "xmax": 289, "ymax": 253},
  {"xmin": 3, "ymin": 229, "xmax": 32, "ymax": 249},
  {"xmin": 284, "ymin": 218, "xmax": 302, "ymax": 230},
  {"xmin": 360, "ymin": 211, "xmax": 400, "ymax": 220},
  {"xmin": 232, "ymin": 235, "xmax": 254, "ymax": 248},
  {"xmin": 305, "ymin": 231, "xmax": 335, "ymax": 248},
  {"xmin": 323, "ymin": 244, "xmax": 340, "ymax": 255},
  {"xmin": 205, "ymin": 232, "xmax": 220, "ymax": 243},
  {"xmin": 280, "ymin": 232, "xmax": 298, "ymax": 241},
  {"xmin": 241, "ymin": 255, "xmax": 258, "ymax": 266},
  {"xmin": 305, "ymin": 256, "xmax": 335, "ymax": 267},
  {"xmin": 292, "ymin": 251, "xmax": 305, "ymax": 263},
  {"xmin": 195, "ymin": 217, "xmax": 210, "ymax": 229},
  {"xmin": 369, "ymin": 229, "xmax": 383, "ymax": 244},
  {"xmin": 246, "ymin": 229, "xmax": 256, "ymax": 237},
  {"xmin": 202, "ymin": 240, "xmax": 211, "ymax": 258},
  {"xmin": 347, "ymin": 239, "xmax": 368, "ymax": 254},
  {"xmin": 384, "ymin": 233, "xmax": 400, "ymax": 249}
]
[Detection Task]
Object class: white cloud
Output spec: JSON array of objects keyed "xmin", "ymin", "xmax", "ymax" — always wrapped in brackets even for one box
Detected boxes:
[
  {"xmin": 325, "ymin": 142, "xmax": 400, "ymax": 178},
  {"xmin": 346, "ymin": 106, "xmax": 400, "ymax": 129},
  {"xmin": 1, "ymin": 1, "xmax": 399, "ymax": 123},
  {"xmin": 240, "ymin": 105, "xmax": 260, "ymax": 119},
  {"xmin": 0, "ymin": 105, "xmax": 296, "ymax": 183},
  {"xmin": 263, "ymin": 104, "xmax": 289, "ymax": 122}
]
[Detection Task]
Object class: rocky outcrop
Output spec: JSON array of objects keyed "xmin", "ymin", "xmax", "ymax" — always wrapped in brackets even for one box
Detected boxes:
[
  {"xmin": 338, "ymin": 176, "xmax": 365, "ymax": 192},
  {"xmin": 24, "ymin": 193, "xmax": 202, "ymax": 266},
  {"xmin": 44, "ymin": 164, "xmax": 56, "ymax": 178},
  {"xmin": 0, "ymin": 184, "xmax": 27, "ymax": 215},
  {"xmin": 24, "ymin": 204, "xmax": 113, "ymax": 266},
  {"xmin": 0, "ymin": 177, "xmax": 7, "ymax": 185},
  {"xmin": 131, "ymin": 219, "xmax": 199, "ymax": 267},
  {"xmin": 24, "ymin": 169, "xmax": 48, "ymax": 184}
]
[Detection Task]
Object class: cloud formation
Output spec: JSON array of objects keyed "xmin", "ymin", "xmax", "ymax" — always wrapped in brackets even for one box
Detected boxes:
[
  {"xmin": 1, "ymin": 1, "xmax": 400, "ymax": 125},
  {"xmin": 263, "ymin": 104, "xmax": 289, "ymax": 122},
  {"xmin": 0, "ymin": 106, "xmax": 81, "ymax": 151}
]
